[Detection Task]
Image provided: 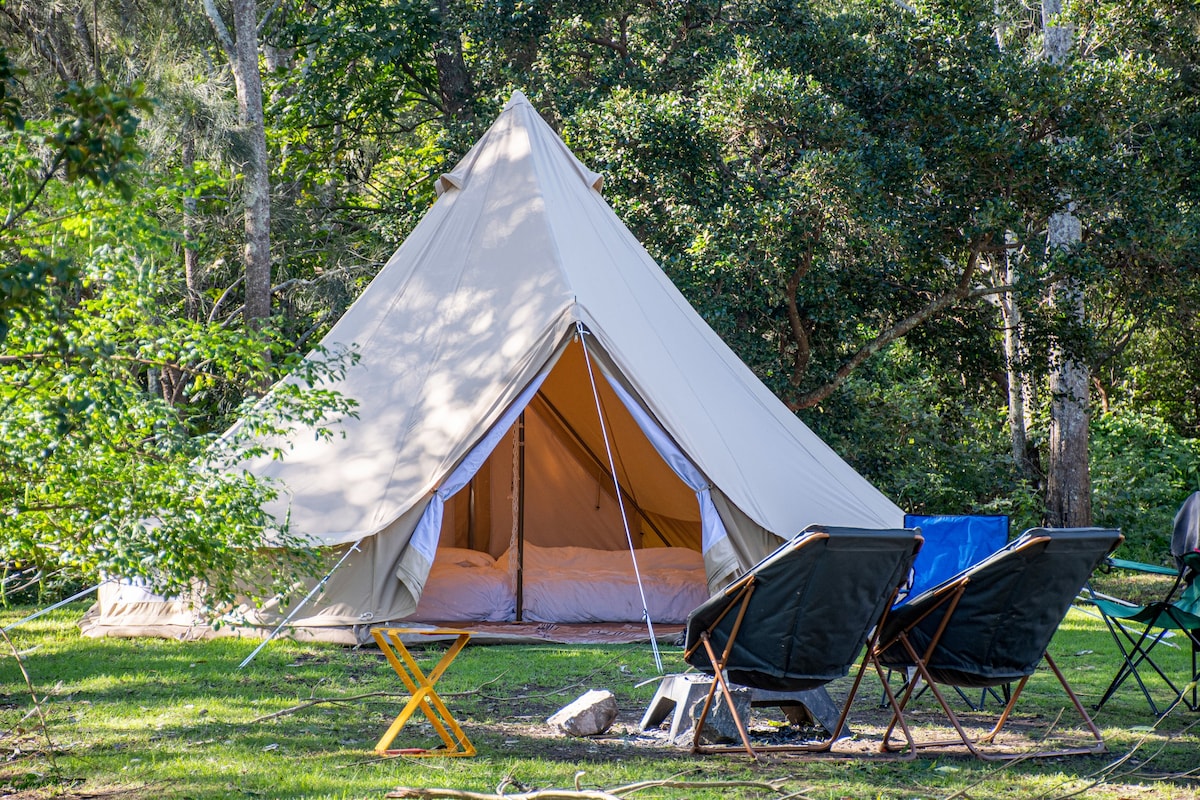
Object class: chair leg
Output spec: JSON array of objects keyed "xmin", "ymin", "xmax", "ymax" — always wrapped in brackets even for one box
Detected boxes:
[
  {"xmin": 880, "ymin": 638, "xmax": 1103, "ymax": 759},
  {"xmin": 1190, "ymin": 641, "xmax": 1199, "ymax": 712},
  {"xmin": 690, "ymin": 633, "xmax": 757, "ymax": 759},
  {"xmin": 867, "ymin": 652, "xmax": 917, "ymax": 759},
  {"xmin": 1191, "ymin": 640, "xmax": 1199, "ymax": 712},
  {"xmin": 1096, "ymin": 619, "xmax": 1182, "ymax": 716}
]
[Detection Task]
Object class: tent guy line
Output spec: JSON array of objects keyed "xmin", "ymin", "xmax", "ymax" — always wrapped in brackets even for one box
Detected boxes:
[
  {"xmin": 3, "ymin": 580, "xmax": 109, "ymax": 632},
  {"xmin": 578, "ymin": 321, "xmax": 662, "ymax": 671}
]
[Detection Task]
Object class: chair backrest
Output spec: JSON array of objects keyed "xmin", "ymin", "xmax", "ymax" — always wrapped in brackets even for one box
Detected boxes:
[
  {"xmin": 684, "ymin": 525, "xmax": 922, "ymax": 692},
  {"xmin": 1172, "ymin": 492, "xmax": 1200, "ymax": 581},
  {"xmin": 879, "ymin": 527, "xmax": 1123, "ymax": 687},
  {"xmin": 902, "ymin": 514, "xmax": 1009, "ymax": 599}
]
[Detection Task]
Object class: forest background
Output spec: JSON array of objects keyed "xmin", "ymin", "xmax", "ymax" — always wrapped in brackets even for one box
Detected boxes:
[{"xmin": 1, "ymin": 0, "xmax": 1198, "ymax": 609}]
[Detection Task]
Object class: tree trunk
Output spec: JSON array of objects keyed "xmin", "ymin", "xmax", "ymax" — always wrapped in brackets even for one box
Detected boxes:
[
  {"xmin": 182, "ymin": 131, "xmax": 202, "ymax": 323},
  {"xmin": 1042, "ymin": 0, "xmax": 1091, "ymax": 527},
  {"xmin": 999, "ymin": 242, "xmax": 1031, "ymax": 477},
  {"xmin": 231, "ymin": 0, "xmax": 272, "ymax": 331},
  {"xmin": 432, "ymin": 0, "xmax": 474, "ymax": 121},
  {"xmin": 1045, "ymin": 212, "xmax": 1091, "ymax": 526}
]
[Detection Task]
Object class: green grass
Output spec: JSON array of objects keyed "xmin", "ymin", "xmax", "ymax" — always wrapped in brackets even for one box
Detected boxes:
[{"xmin": 1, "ymin": 603, "xmax": 1198, "ymax": 799}]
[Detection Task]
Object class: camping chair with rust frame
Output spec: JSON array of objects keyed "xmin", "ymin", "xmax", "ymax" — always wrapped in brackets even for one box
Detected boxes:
[
  {"xmin": 1090, "ymin": 491, "xmax": 1200, "ymax": 716},
  {"xmin": 682, "ymin": 525, "xmax": 923, "ymax": 759},
  {"xmin": 874, "ymin": 527, "xmax": 1123, "ymax": 760},
  {"xmin": 887, "ymin": 514, "xmax": 1010, "ymax": 711}
]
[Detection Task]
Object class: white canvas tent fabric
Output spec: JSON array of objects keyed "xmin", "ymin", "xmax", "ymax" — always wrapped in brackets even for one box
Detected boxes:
[{"xmin": 83, "ymin": 92, "xmax": 903, "ymax": 641}]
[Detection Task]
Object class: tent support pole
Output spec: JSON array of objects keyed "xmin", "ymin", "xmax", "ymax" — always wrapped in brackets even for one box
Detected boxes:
[
  {"xmin": 516, "ymin": 411, "xmax": 526, "ymax": 623},
  {"xmin": 576, "ymin": 322, "xmax": 663, "ymax": 671},
  {"xmin": 467, "ymin": 478, "xmax": 477, "ymax": 550},
  {"xmin": 535, "ymin": 395, "xmax": 673, "ymax": 548},
  {"xmin": 238, "ymin": 539, "xmax": 362, "ymax": 670},
  {"xmin": 3, "ymin": 581, "xmax": 108, "ymax": 632}
]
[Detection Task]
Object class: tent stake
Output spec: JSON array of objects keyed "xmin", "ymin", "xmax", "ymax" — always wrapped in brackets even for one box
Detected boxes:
[
  {"xmin": 238, "ymin": 539, "xmax": 362, "ymax": 670},
  {"xmin": 576, "ymin": 322, "xmax": 663, "ymax": 672}
]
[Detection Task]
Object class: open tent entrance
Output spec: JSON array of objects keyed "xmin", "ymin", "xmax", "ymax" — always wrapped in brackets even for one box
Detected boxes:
[
  {"xmin": 443, "ymin": 338, "xmax": 704, "ymax": 554},
  {"xmin": 407, "ymin": 333, "xmax": 716, "ymax": 627}
]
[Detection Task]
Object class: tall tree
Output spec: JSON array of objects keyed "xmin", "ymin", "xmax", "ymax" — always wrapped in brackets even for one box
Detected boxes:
[
  {"xmin": 204, "ymin": 0, "xmax": 272, "ymax": 330},
  {"xmin": 1042, "ymin": 0, "xmax": 1092, "ymax": 526}
]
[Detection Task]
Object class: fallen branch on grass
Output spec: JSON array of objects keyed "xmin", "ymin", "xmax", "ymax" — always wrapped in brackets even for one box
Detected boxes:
[
  {"xmin": 388, "ymin": 777, "xmax": 791, "ymax": 799},
  {"xmin": 388, "ymin": 790, "xmax": 621, "ymax": 799},
  {"xmin": 250, "ymin": 690, "xmax": 409, "ymax": 723},
  {"xmin": 250, "ymin": 671, "xmax": 509, "ymax": 724},
  {"xmin": 612, "ymin": 778, "xmax": 791, "ymax": 795}
]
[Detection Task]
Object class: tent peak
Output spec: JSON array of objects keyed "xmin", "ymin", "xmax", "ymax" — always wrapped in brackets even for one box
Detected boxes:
[
  {"xmin": 504, "ymin": 90, "xmax": 531, "ymax": 110},
  {"xmin": 436, "ymin": 90, "xmax": 604, "ymax": 197}
]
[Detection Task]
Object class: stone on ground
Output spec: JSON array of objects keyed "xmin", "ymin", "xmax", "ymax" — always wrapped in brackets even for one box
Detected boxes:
[
  {"xmin": 687, "ymin": 686, "xmax": 752, "ymax": 745},
  {"xmin": 547, "ymin": 689, "xmax": 618, "ymax": 737}
]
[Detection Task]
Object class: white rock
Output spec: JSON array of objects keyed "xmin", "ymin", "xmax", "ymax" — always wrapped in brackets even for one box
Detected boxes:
[{"xmin": 547, "ymin": 689, "xmax": 619, "ymax": 737}]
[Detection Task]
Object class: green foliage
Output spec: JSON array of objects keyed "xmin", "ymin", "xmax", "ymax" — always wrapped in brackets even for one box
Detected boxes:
[
  {"xmin": 0, "ymin": 63, "xmax": 152, "ymax": 346},
  {"xmin": 1090, "ymin": 410, "xmax": 1200, "ymax": 561},
  {"xmin": 808, "ymin": 341, "xmax": 1042, "ymax": 533},
  {"xmin": 0, "ymin": 169, "xmax": 359, "ymax": 609},
  {"xmin": 0, "ymin": 57, "xmax": 357, "ymax": 612}
]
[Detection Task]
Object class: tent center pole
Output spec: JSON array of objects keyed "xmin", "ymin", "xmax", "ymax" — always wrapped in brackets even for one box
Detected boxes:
[
  {"xmin": 516, "ymin": 411, "xmax": 526, "ymax": 622},
  {"xmin": 467, "ymin": 478, "xmax": 476, "ymax": 550}
]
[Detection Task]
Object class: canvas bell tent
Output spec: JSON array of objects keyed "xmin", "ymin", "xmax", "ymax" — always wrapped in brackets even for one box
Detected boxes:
[{"xmin": 83, "ymin": 92, "xmax": 903, "ymax": 643}]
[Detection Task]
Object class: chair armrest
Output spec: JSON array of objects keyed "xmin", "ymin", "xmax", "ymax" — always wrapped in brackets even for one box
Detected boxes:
[{"xmin": 1106, "ymin": 557, "xmax": 1179, "ymax": 576}]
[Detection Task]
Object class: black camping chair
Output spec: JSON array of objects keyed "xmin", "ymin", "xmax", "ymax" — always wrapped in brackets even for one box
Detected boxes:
[
  {"xmin": 1090, "ymin": 491, "xmax": 1200, "ymax": 716},
  {"xmin": 875, "ymin": 527, "xmax": 1122, "ymax": 760},
  {"xmin": 885, "ymin": 514, "xmax": 1010, "ymax": 711},
  {"xmin": 683, "ymin": 524, "xmax": 923, "ymax": 759}
]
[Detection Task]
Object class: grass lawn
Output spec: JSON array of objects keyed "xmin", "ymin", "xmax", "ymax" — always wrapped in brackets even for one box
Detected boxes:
[{"xmin": 2, "ymin": 602, "xmax": 1198, "ymax": 799}]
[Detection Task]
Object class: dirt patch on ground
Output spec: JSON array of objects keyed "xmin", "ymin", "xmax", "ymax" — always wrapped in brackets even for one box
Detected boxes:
[{"xmin": 471, "ymin": 693, "xmax": 1099, "ymax": 763}]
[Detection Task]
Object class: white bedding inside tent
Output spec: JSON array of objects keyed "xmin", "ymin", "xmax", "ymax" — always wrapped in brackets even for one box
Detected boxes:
[{"xmin": 407, "ymin": 544, "xmax": 707, "ymax": 624}]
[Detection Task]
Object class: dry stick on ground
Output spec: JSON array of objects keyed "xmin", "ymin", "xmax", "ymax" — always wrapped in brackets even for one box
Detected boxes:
[
  {"xmin": 610, "ymin": 778, "xmax": 790, "ymax": 796},
  {"xmin": 575, "ymin": 770, "xmax": 790, "ymax": 796},
  {"xmin": 774, "ymin": 790, "xmax": 817, "ymax": 800},
  {"xmin": 1039, "ymin": 716, "xmax": 1200, "ymax": 800},
  {"xmin": 249, "ymin": 671, "xmax": 510, "ymax": 724},
  {"xmin": 477, "ymin": 652, "xmax": 630, "ymax": 702},
  {"xmin": 0, "ymin": 626, "xmax": 56, "ymax": 767},
  {"xmin": 388, "ymin": 790, "xmax": 621, "ymax": 800},
  {"xmin": 387, "ymin": 778, "xmax": 790, "ymax": 800}
]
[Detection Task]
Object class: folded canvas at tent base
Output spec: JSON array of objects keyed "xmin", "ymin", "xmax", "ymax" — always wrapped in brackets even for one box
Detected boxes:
[{"xmin": 82, "ymin": 92, "xmax": 904, "ymax": 643}]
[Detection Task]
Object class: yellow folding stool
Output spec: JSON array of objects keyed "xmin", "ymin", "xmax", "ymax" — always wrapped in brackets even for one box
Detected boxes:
[{"xmin": 371, "ymin": 627, "xmax": 476, "ymax": 756}]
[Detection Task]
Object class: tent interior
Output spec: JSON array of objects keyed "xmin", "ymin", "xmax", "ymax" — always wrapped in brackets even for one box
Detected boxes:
[{"xmin": 408, "ymin": 337, "xmax": 711, "ymax": 626}]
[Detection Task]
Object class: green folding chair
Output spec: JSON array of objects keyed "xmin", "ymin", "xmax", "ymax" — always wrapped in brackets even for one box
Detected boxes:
[{"xmin": 1090, "ymin": 492, "xmax": 1200, "ymax": 716}]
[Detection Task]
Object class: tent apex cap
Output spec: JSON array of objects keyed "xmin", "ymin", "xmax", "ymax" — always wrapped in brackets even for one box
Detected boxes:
[{"xmin": 504, "ymin": 91, "xmax": 531, "ymax": 109}]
